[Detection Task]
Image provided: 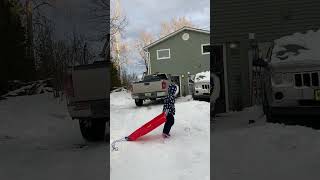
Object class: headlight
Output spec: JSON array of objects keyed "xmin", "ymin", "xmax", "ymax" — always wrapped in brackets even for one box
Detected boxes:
[
  {"xmin": 272, "ymin": 73, "xmax": 293, "ymax": 85},
  {"xmin": 282, "ymin": 73, "xmax": 293, "ymax": 84}
]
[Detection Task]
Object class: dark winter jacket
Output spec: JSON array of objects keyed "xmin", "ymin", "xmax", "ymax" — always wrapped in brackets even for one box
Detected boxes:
[{"xmin": 163, "ymin": 84, "xmax": 177, "ymax": 115}]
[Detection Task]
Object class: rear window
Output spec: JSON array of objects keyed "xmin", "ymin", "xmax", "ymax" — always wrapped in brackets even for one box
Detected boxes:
[{"xmin": 143, "ymin": 74, "xmax": 167, "ymax": 82}]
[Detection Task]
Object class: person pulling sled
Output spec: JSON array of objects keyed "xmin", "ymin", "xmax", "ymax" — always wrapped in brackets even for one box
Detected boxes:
[{"xmin": 162, "ymin": 84, "xmax": 177, "ymax": 138}]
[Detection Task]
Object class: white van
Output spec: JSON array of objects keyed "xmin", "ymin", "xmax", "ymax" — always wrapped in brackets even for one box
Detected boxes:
[
  {"xmin": 263, "ymin": 30, "xmax": 320, "ymax": 121},
  {"xmin": 264, "ymin": 59, "xmax": 320, "ymax": 121},
  {"xmin": 193, "ymin": 71, "xmax": 210, "ymax": 100}
]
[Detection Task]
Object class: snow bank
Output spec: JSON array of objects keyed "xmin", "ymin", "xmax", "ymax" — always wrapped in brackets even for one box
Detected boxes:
[
  {"xmin": 194, "ymin": 71, "xmax": 210, "ymax": 83},
  {"xmin": 271, "ymin": 29, "xmax": 320, "ymax": 63},
  {"xmin": 110, "ymin": 89, "xmax": 134, "ymax": 107},
  {"xmin": 2, "ymin": 79, "xmax": 53, "ymax": 98}
]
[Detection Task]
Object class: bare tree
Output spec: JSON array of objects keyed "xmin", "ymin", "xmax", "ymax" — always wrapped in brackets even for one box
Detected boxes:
[
  {"xmin": 160, "ymin": 16, "xmax": 196, "ymax": 38},
  {"xmin": 135, "ymin": 16, "xmax": 196, "ymax": 73},
  {"xmin": 23, "ymin": 0, "xmax": 54, "ymax": 61},
  {"xmin": 135, "ymin": 31, "xmax": 154, "ymax": 73},
  {"xmin": 89, "ymin": 0, "xmax": 128, "ymax": 61}
]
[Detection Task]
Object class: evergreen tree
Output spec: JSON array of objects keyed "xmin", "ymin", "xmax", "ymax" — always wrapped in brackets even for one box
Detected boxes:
[
  {"xmin": 0, "ymin": 0, "xmax": 35, "ymax": 94},
  {"xmin": 110, "ymin": 56, "xmax": 121, "ymax": 89}
]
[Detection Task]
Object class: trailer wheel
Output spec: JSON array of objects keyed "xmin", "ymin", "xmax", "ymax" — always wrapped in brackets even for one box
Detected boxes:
[
  {"xmin": 135, "ymin": 99, "xmax": 143, "ymax": 106},
  {"xmin": 79, "ymin": 118, "xmax": 106, "ymax": 141}
]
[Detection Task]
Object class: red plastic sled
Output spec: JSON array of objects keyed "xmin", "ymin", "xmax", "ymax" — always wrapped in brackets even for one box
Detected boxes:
[{"xmin": 126, "ymin": 112, "xmax": 167, "ymax": 141}]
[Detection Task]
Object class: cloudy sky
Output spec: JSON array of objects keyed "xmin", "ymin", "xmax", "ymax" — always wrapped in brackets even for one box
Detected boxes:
[
  {"xmin": 120, "ymin": 0, "xmax": 210, "ymax": 40},
  {"xmin": 50, "ymin": 0, "xmax": 210, "ymax": 75},
  {"xmin": 119, "ymin": 0, "xmax": 210, "ymax": 75}
]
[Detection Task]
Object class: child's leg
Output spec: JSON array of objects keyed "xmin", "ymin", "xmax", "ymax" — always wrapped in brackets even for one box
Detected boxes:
[{"xmin": 163, "ymin": 114, "xmax": 174, "ymax": 134}]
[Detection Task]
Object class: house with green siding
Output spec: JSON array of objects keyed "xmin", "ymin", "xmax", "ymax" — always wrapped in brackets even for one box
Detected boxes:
[
  {"xmin": 212, "ymin": 0, "xmax": 320, "ymax": 112},
  {"xmin": 143, "ymin": 27, "xmax": 210, "ymax": 96}
]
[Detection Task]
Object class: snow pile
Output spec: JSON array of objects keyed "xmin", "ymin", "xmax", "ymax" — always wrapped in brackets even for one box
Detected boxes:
[
  {"xmin": 194, "ymin": 71, "xmax": 210, "ymax": 83},
  {"xmin": 111, "ymin": 87, "xmax": 127, "ymax": 93},
  {"xmin": 271, "ymin": 29, "xmax": 320, "ymax": 63},
  {"xmin": 110, "ymin": 91, "xmax": 210, "ymax": 180},
  {"xmin": 2, "ymin": 79, "xmax": 53, "ymax": 98},
  {"xmin": 110, "ymin": 89, "xmax": 134, "ymax": 107}
]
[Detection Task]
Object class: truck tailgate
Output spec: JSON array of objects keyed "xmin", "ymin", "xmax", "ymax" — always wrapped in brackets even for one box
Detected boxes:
[
  {"xmin": 71, "ymin": 65, "xmax": 109, "ymax": 102},
  {"xmin": 132, "ymin": 81, "xmax": 166, "ymax": 94}
]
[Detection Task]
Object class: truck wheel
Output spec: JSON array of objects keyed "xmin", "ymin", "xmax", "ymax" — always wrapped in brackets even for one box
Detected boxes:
[
  {"xmin": 263, "ymin": 92, "xmax": 278, "ymax": 123},
  {"xmin": 192, "ymin": 94, "xmax": 198, "ymax": 100},
  {"xmin": 79, "ymin": 118, "xmax": 106, "ymax": 141},
  {"xmin": 135, "ymin": 99, "xmax": 143, "ymax": 106}
]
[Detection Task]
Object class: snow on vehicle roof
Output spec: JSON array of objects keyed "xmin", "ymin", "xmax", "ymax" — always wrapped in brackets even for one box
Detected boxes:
[
  {"xmin": 194, "ymin": 71, "xmax": 210, "ymax": 83},
  {"xmin": 271, "ymin": 29, "xmax": 320, "ymax": 65}
]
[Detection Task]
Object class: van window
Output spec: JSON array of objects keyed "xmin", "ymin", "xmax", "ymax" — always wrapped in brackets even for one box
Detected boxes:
[
  {"xmin": 312, "ymin": 72, "xmax": 319, "ymax": 86},
  {"xmin": 295, "ymin": 74, "xmax": 302, "ymax": 87},
  {"xmin": 303, "ymin": 73, "xmax": 311, "ymax": 87}
]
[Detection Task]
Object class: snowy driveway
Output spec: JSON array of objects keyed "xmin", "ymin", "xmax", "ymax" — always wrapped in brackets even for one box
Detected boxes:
[
  {"xmin": 110, "ymin": 90, "xmax": 210, "ymax": 180},
  {"xmin": 212, "ymin": 106, "xmax": 320, "ymax": 180},
  {"xmin": 0, "ymin": 94, "xmax": 108, "ymax": 180}
]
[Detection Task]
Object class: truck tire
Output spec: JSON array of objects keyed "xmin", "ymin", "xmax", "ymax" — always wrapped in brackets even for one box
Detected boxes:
[
  {"xmin": 192, "ymin": 94, "xmax": 198, "ymax": 100},
  {"xmin": 265, "ymin": 107, "xmax": 279, "ymax": 123},
  {"xmin": 135, "ymin": 99, "xmax": 143, "ymax": 106},
  {"xmin": 79, "ymin": 118, "xmax": 106, "ymax": 141},
  {"xmin": 263, "ymin": 91, "xmax": 278, "ymax": 123},
  {"xmin": 265, "ymin": 108, "xmax": 273, "ymax": 122}
]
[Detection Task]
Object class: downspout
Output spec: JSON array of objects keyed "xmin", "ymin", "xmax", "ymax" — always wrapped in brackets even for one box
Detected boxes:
[{"xmin": 147, "ymin": 51, "xmax": 151, "ymax": 75}]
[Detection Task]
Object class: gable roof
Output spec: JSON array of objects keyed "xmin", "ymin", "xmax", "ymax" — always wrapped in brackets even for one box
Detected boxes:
[{"xmin": 143, "ymin": 26, "xmax": 210, "ymax": 51}]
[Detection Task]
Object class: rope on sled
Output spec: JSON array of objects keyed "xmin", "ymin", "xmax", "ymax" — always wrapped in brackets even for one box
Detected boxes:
[{"xmin": 111, "ymin": 137, "xmax": 129, "ymax": 151}]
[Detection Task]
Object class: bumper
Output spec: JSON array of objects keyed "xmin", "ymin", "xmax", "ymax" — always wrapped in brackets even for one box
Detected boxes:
[
  {"xmin": 132, "ymin": 92, "xmax": 167, "ymax": 100},
  {"xmin": 67, "ymin": 99, "xmax": 109, "ymax": 119},
  {"xmin": 193, "ymin": 94, "xmax": 210, "ymax": 99},
  {"xmin": 270, "ymin": 106, "xmax": 320, "ymax": 116}
]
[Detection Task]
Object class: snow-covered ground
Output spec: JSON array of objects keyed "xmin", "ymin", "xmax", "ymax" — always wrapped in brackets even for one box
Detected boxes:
[
  {"xmin": 0, "ymin": 93, "xmax": 108, "ymax": 180},
  {"xmin": 110, "ymin": 89, "xmax": 210, "ymax": 180},
  {"xmin": 212, "ymin": 106, "xmax": 320, "ymax": 180}
]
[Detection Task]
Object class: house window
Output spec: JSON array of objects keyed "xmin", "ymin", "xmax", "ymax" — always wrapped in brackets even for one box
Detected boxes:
[
  {"xmin": 157, "ymin": 49, "xmax": 171, "ymax": 60},
  {"xmin": 201, "ymin": 44, "xmax": 210, "ymax": 55}
]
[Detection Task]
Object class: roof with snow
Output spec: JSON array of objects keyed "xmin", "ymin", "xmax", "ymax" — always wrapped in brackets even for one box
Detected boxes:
[{"xmin": 143, "ymin": 26, "xmax": 210, "ymax": 50}]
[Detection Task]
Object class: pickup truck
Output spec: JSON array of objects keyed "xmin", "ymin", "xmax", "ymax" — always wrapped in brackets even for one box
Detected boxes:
[
  {"xmin": 64, "ymin": 61, "xmax": 109, "ymax": 141},
  {"xmin": 131, "ymin": 73, "xmax": 177, "ymax": 106}
]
